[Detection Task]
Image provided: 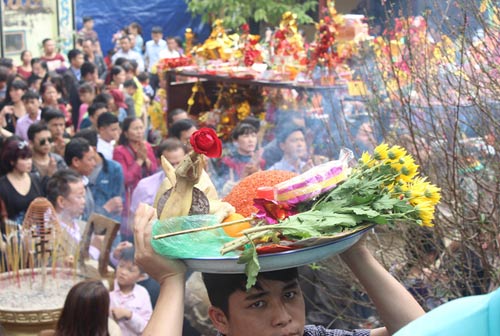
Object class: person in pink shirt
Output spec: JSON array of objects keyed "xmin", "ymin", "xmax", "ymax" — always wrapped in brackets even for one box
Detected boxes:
[
  {"xmin": 113, "ymin": 116, "xmax": 156, "ymax": 241},
  {"xmin": 15, "ymin": 91, "xmax": 41, "ymax": 141},
  {"xmin": 110, "ymin": 247, "xmax": 152, "ymax": 336}
]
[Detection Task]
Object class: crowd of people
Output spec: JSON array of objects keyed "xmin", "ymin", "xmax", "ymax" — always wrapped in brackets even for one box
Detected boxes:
[{"xmin": 0, "ymin": 16, "xmax": 358, "ymax": 336}]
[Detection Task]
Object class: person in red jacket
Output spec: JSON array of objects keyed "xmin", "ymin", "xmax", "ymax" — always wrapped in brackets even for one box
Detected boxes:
[{"xmin": 113, "ymin": 116, "xmax": 156, "ymax": 241}]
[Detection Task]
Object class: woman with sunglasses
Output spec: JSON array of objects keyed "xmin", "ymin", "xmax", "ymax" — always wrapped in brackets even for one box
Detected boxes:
[{"xmin": 0, "ymin": 136, "xmax": 44, "ymax": 226}]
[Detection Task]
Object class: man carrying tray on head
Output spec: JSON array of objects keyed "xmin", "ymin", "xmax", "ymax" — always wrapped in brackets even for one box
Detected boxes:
[{"xmin": 133, "ymin": 203, "xmax": 425, "ymax": 336}]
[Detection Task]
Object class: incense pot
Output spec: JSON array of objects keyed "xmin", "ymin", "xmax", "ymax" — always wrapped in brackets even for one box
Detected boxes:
[{"xmin": 0, "ymin": 199, "xmax": 119, "ymax": 335}]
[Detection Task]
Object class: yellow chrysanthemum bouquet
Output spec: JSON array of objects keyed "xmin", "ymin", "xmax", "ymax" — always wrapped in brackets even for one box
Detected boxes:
[{"xmin": 223, "ymin": 143, "xmax": 441, "ymax": 287}]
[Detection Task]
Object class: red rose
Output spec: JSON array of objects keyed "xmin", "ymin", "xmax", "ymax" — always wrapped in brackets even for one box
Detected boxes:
[{"xmin": 190, "ymin": 128, "xmax": 222, "ymax": 158}]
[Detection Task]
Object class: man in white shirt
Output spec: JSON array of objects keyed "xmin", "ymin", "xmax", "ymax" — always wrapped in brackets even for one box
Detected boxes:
[
  {"xmin": 158, "ymin": 37, "xmax": 181, "ymax": 59},
  {"xmin": 112, "ymin": 36, "xmax": 145, "ymax": 72},
  {"xmin": 96, "ymin": 112, "xmax": 120, "ymax": 161},
  {"xmin": 144, "ymin": 26, "xmax": 167, "ymax": 72}
]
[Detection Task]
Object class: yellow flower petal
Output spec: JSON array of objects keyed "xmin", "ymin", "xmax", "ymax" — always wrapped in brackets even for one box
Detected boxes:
[
  {"xmin": 374, "ymin": 143, "xmax": 389, "ymax": 161},
  {"xmin": 415, "ymin": 201, "xmax": 435, "ymax": 227},
  {"xmin": 388, "ymin": 145, "xmax": 407, "ymax": 161}
]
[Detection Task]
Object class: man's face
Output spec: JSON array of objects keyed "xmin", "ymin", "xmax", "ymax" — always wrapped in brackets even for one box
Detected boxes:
[
  {"xmin": 120, "ymin": 38, "xmax": 131, "ymax": 52},
  {"xmin": 32, "ymin": 130, "xmax": 53, "ymax": 155},
  {"xmin": 82, "ymin": 40, "xmax": 94, "ymax": 55},
  {"xmin": 236, "ymin": 132, "xmax": 257, "ymax": 156},
  {"xmin": 24, "ymin": 98, "xmax": 40, "ymax": 115},
  {"xmin": 213, "ymin": 278, "xmax": 306, "ymax": 336},
  {"xmin": 167, "ymin": 38, "xmax": 177, "ymax": 51},
  {"xmin": 152, "ymin": 32, "xmax": 163, "ymax": 42},
  {"xmin": 44, "ymin": 40, "xmax": 56, "ymax": 54},
  {"xmin": 48, "ymin": 117, "xmax": 66, "ymax": 139},
  {"xmin": 60, "ymin": 181, "xmax": 86, "ymax": 218},
  {"xmin": 84, "ymin": 20, "xmax": 94, "ymax": 30},
  {"xmin": 72, "ymin": 147, "xmax": 96, "ymax": 176},
  {"xmin": 99, "ymin": 122, "xmax": 121, "ymax": 143},
  {"xmin": 162, "ymin": 148, "xmax": 185, "ymax": 168},
  {"xmin": 179, "ymin": 126, "xmax": 197, "ymax": 150},
  {"xmin": 72, "ymin": 54, "xmax": 84, "ymax": 69},
  {"xmin": 280, "ymin": 131, "xmax": 307, "ymax": 160},
  {"xmin": 116, "ymin": 260, "xmax": 142, "ymax": 288}
]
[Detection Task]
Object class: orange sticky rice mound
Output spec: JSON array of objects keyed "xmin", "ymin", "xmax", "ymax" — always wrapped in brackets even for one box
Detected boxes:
[{"xmin": 223, "ymin": 170, "xmax": 297, "ymax": 217}]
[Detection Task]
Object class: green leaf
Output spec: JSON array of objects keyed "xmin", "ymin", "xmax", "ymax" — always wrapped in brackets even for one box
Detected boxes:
[
  {"xmin": 254, "ymin": 8, "xmax": 267, "ymax": 22},
  {"xmin": 373, "ymin": 195, "xmax": 400, "ymax": 210},
  {"xmin": 237, "ymin": 244, "xmax": 260, "ymax": 290},
  {"xmin": 344, "ymin": 206, "xmax": 381, "ymax": 218}
]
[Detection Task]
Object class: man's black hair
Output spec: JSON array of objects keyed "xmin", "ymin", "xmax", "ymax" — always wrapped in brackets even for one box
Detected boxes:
[
  {"xmin": 167, "ymin": 108, "xmax": 187, "ymax": 125},
  {"xmin": 231, "ymin": 122, "xmax": 257, "ymax": 141},
  {"xmin": 93, "ymin": 92, "xmax": 112, "ymax": 105},
  {"xmin": 151, "ymin": 26, "xmax": 163, "ymax": 34},
  {"xmin": 97, "ymin": 112, "xmax": 119, "ymax": 129},
  {"xmin": 276, "ymin": 122, "xmax": 305, "ymax": 144},
  {"xmin": 82, "ymin": 16, "xmax": 93, "ymax": 23},
  {"xmin": 41, "ymin": 108, "xmax": 66, "ymax": 123},
  {"xmin": 156, "ymin": 138, "xmax": 184, "ymax": 158},
  {"xmin": 0, "ymin": 66, "xmax": 9, "ymax": 82},
  {"xmin": 87, "ymin": 102, "xmax": 107, "ymax": 117},
  {"xmin": 67, "ymin": 49, "xmax": 83, "ymax": 62},
  {"xmin": 123, "ymin": 79, "xmax": 137, "ymax": 89},
  {"xmin": 202, "ymin": 268, "xmax": 299, "ymax": 317},
  {"xmin": 128, "ymin": 60, "xmax": 138, "ymax": 72},
  {"xmin": 21, "ymin": 90, "xmax": 40, "ymax": 101},
  {"xmin": 114, "ymin": 58, "xmax": 129, "ymax": 68},
  {"xmin": 64, "ymin": 137, "xmax": 91, "ymax": 167},
  {"xmin": 119, "ymin": 246, "xmax": 144, "ymax": 273},
  {"xmin": 137, "ymin": 72, "xmax": 149, "ymax": 83},
  {"xmin": 74, "ymin": 128, "xmax": 98, "ymax": 147},
  {"xmin": 27, "ymin": 122, "xmax": 49, "ymax": 142},
  {"xmin": 27, "ymin": 74, "xmax": 42, "ymax": 87},
  {"xmin": 168, "ymin": 118, "xmax": 196, "ymax": 140},
  {"xmin": 81, "ymin": 62, "xmax": 96, "ymax": 78},
  {"xmin": 46, "ymin": 169, "xmax": 82, "ymax": 207}
]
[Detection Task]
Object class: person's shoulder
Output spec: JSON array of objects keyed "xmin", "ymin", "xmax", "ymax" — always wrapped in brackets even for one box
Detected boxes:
[
  {"xmin": 304, "ymin": 325, "xmax": 370, "ymax": 336},
  {"xmin": 105, "ymin": 157, "xmax": 123, "ymax": 171},
  {"xmin": 133, "ymin": 282, "xmax": 151, "ymax": 296},
  {"xmin": 16, "ymin": 114, "xmax": 29, "ymax": 123}
]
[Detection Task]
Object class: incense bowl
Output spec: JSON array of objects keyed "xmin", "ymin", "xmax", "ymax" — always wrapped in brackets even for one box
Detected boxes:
[{"xmin": 0, "ymin": 267, "xmax": 85, "ymax": 336}]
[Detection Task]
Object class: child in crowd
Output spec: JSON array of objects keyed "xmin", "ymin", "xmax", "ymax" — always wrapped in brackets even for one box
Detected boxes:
[
  {"xmin": 216, "ymin": 122, "xmax": 264, "ymax": 194},
  {"xmin": 110, "ymin": 246, "xmax": 152, "ymax": 336},
  {"xmin": 137, "ymin": 72, "xmax": 154, "ymax": 100},
  {"xmin": 77, "ymin": 83, "xmax": 96, "ymax": 130},
  {"xmin": 123, "ymin": 79, "xmax": 138, "ymax": 104}
]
